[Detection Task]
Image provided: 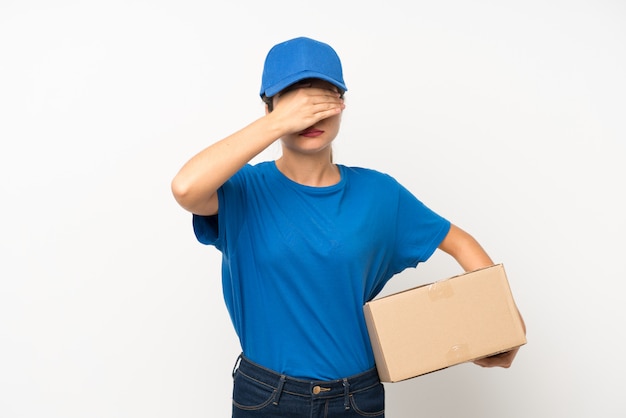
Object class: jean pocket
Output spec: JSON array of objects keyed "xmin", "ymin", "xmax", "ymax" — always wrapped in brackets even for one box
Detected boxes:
[
  {"xmin": 232, "ymin": 370, "xmax": 276, "ymax": 412},
  {"xmin": 349, "ymin": 383, "xmax": 385, "ymax": 417}
]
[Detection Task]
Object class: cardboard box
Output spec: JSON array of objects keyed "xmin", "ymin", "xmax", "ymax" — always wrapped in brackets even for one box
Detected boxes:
[{"xmin": 364, "ymin": 264, "xmax": 526, "ymax": 382}]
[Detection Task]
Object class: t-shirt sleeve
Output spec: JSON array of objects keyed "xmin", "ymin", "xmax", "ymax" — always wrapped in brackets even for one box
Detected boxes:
[
  {"xmin": 192, "ymin": 213, "xmax": 219, "ymax": 245},
  {"xmin": 390, "ymin": 183, "xmax": 451, "ymax": 274},
  {"xmin": 191, "ymin": 164, "xmax": 251, "ymax": 250}
]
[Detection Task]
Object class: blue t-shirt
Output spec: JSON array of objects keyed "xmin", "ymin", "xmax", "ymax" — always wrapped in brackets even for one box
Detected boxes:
[{"xmin": 193, "ymin": 161, "xmax": 450, "ymax": 380}]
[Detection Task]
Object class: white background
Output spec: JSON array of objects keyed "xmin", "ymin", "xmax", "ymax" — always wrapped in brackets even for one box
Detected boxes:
[{"xmin": 1, "ymin": 0, "xmax": 625, "ymax": 417}]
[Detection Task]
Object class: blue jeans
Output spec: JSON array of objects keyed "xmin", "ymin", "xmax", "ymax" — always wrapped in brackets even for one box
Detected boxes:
[{"xmin": 231, "ymin": 354, "xmax": 385, "ymax": 417}]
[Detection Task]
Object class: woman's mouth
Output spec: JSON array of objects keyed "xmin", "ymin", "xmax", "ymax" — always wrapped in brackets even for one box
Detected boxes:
[{"xmin": 299, "ymin": 128, "xmax": 324, "ymax": 137}]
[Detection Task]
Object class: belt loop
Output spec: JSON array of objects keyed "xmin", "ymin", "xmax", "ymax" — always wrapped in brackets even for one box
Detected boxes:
[
  {"xmin": 342, "ymin": 378, "xmax": 350, "ymax": 410},
  {"xmin": 272, "ymin": 375, "xmax": 286, "ymax": 406},
  {"xmin": 232, "ymin": 353, "xmax": 243, "ymax": 378}
]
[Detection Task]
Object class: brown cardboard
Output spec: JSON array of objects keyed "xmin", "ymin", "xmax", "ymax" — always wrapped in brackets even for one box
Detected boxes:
[{"xmin": 363, "ymin": 264, "xmax": 526, "ymax": 382}]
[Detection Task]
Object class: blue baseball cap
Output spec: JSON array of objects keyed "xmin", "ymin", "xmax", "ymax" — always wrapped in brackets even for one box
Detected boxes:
[{"xmin": 260, "ymin": 37, "xmax": 347, "ymax": 98}]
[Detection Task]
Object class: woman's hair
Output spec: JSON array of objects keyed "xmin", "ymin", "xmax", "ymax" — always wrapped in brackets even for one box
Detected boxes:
[{"xmin": 261, "ymin": 93, "xmax": 275, "ymax": 112}]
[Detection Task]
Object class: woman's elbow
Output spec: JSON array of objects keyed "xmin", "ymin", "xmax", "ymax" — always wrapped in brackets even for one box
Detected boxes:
[
  {"xmin": 170, "ymin": 175, "xmax": 218, "ymax": 215},
  {"xmin": 171, "ymin": 175, "xmax": 190, "ymax": 206}
]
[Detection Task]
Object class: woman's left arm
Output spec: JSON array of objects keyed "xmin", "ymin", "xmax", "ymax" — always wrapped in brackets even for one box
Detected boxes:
[{"xmin": 438, "ymin": 224, "xmax": 526, "ymax": 368}]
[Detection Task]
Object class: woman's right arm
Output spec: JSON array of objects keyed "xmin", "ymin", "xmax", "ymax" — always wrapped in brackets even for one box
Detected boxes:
[
  {"xmin": 171, "ymin": 116, "xmax": 284, "ymax": 216},
  {"xmin": 170, "ymin": 87, "xmax": 345, "ymax": 216}
]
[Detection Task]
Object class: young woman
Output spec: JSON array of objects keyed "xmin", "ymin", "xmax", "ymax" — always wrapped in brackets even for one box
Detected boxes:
[{"xmin": 171, "ymin": 36, "xmax": 523, "ymax": 418}]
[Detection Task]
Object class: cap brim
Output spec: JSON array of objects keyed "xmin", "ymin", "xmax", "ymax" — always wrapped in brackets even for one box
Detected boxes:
[{"xmin": 262, "ymin": 71, "xmax": 347, "ymax": 97}]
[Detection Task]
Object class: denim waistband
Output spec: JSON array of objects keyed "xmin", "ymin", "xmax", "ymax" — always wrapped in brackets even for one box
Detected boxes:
[{"xmin": 232, "ymin": 353, "xmax": 381, "ymax": 410}]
